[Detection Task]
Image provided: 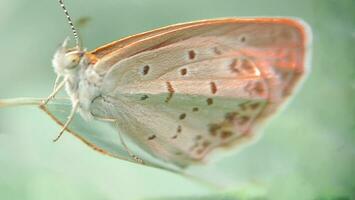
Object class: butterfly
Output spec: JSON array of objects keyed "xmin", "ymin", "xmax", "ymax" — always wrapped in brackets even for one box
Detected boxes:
[{"xmin": 0, "ymin": 0, "xmax": 311, "ymax": 171}]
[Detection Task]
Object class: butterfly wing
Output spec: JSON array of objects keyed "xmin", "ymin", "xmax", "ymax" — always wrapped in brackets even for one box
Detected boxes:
[{"xmin": 90, "ymin": 18, "xmax": 311, "ymax": 167}]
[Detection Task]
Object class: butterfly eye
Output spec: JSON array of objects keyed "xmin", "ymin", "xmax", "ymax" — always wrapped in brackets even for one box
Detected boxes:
[{"xmin": 64, "ymin": 51, "xmax": 83, "ymax": 69}]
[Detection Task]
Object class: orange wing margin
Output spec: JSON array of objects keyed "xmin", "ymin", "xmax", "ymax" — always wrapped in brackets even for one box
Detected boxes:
[{"xmin": 90, "ymin": 18, "xmax": 309, "ymax": 60}]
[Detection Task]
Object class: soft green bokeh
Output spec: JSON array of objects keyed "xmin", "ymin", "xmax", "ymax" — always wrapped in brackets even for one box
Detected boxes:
[{"xmin": 0, "ymin": 0, "xmax": 354, "ymax": 199}]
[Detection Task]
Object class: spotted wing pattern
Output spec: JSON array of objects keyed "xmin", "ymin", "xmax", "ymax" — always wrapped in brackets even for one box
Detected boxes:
[{"xmin": 90, "ymin": 18, "xmax": 310, "ymax": 167}]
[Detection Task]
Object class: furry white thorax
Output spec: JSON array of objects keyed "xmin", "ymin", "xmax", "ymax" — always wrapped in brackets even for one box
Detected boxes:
[{"xmin": 52, "ymin": 39, "xmax": 103, "ymax": 120}]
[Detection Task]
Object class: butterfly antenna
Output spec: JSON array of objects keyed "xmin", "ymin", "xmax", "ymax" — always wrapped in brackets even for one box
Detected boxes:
[{"xmin": 58, "ymin": 0, "xmax": 81, "ymax": 49}]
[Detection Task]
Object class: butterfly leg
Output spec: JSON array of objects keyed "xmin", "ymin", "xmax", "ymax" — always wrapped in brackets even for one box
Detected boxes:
[
  {"xmin": 114, "ymin": 122, "xmax": 144, "ymax": 164},
  {"xmin": 90, "ymin": 113, "xmax": 144, "ymax": 163},
  {"xmin": 116, "ymin": 128, "xmax": 144, "ymax": 164},
  {"xmin": 90, "ymin": 96, "xmax": 144, "ymax": 164},
  {"xmin": 52, "ymin": 75, "xmax": 62, "ymax": 95},
  {"xmin": 53, "ymin": 100, "xmax": 79, "ymax": 142},
  {"xmin": 42, "ymin": 76, "xmax": 67, "ymax": 105},
  {"xmin": 91, "ymin": 114, "xmax": 116, "ymax": 122}
]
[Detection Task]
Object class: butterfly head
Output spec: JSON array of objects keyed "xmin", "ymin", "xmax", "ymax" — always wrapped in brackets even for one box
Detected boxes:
[{"xmin": 52, "ymin": 37, "xmax": 85, "ymax": 76}]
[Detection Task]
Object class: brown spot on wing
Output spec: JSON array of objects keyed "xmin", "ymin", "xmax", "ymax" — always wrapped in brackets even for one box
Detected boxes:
[
  {"xmin": 254, "ymin": 82, "xmax": 265, "ymax": 96},
  {"xmin": 209, "ymin": 124, "xmax": 221, "ymax": 136},
  {"xmin": 142, "ymin": 65, "xmax": 150, "ymax": 75},
  {"xmin": 221, "ymin": 131, "xmax": 233, "ymax": 139},
  {"xmin": 225, "ymin": 112, "xmax": 239, "ymax": 121},
  {"xmin": 250, "ymin": 102, "xmax": 260, "ymax": 110},
  {"xmin": 210, "ymin": 81, "xmax": 217, "ymax": 94},
  {"xmin": 188, "ymin": 50, "xmax": 196, "ymax": 60},
  {"xmin": 239, "ymin": 116, "xmax": 250, "ymax": 125},
  {"xmin": 140, "ymin": 95, "xmax": 148, "ymax": 100},
  {"xmin": 148, "ymin": 135, "xmax": 156, "ymax": 140},
  {"xmin": 179, "ymin": 113, "xmax": 186, "ymax": 120},
  {"xmin": 180, "ymin": 68, "xmax": 187, "ymax": 76},
  {"xmin": 165, "ymin": 81, "xmax": 174, "ymax": 103},
  {"xmin": 207, "ymin": 98, "xmax": 213, "ymax": 105},
  {"xmin": 177, "ymin": 125, "xmax": 182, "ymax": 133}
]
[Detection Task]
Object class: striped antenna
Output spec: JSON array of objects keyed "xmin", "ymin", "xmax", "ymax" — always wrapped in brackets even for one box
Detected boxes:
[{"xmin": 58, "ymin": 0, "xmax": 81, "ymax": 48}]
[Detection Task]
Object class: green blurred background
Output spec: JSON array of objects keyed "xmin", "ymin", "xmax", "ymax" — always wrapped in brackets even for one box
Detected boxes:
[{"xmin": 0, "ymin": 0, "xmax": 354, "ymax": 199}]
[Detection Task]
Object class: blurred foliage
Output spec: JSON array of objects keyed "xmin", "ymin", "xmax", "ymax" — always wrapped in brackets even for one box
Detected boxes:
[{"xmin": 0, "ymin": 0, "xmax": 354, "ymax": 199}]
